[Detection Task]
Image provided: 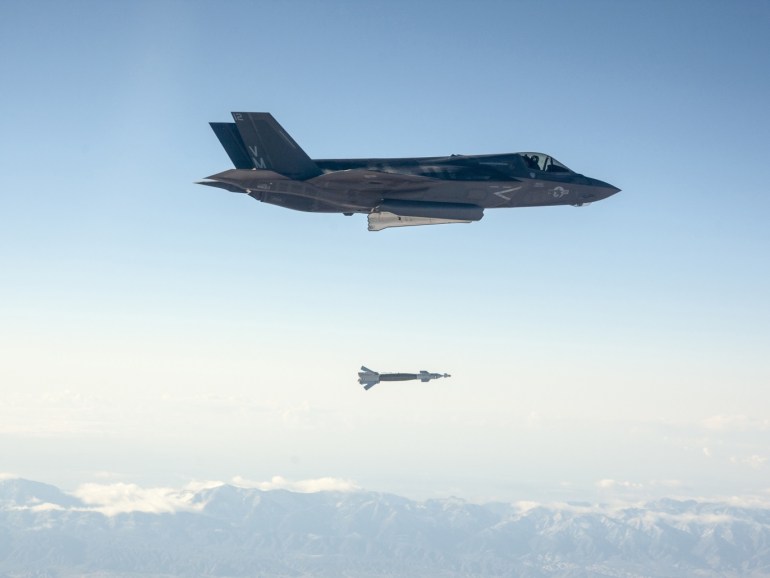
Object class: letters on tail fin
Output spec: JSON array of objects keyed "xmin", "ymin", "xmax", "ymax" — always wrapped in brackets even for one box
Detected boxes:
[{"xmin": 231, "ymin": 112, "xmax": 322, "ymax": 180}]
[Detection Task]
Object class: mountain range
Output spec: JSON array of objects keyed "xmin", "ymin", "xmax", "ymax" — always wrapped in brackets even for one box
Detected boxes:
[{"xmin": 2, "ymin": 478, "xmax": 770, "ymax": 577}]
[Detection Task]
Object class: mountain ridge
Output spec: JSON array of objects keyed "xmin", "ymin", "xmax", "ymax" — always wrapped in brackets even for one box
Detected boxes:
[{"xmin": 2, "ymin": 478, "xmax": 770, "ymax": 577}]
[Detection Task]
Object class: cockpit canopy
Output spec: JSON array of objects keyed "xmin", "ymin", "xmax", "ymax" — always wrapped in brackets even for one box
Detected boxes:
[{"xmin": 519, "ymin": 153, "xmax": 572, "ymax": 174}]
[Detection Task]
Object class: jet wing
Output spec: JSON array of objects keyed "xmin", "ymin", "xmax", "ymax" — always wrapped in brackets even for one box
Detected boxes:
[
  {"xmin": 309, "ymin": 169, "xmax": 435, "ymax": 194},
  {"xmin": 309, "ymin": 170, "xmax": 484, "ymax": 230}
]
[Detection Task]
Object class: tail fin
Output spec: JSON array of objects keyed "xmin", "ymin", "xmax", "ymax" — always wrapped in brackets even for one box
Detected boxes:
[
  {"xmin": 209, "ymin": 122, "xmax": 253, "ymax": 169},
  {"xmin": 358, "ymin": 366, "xmax": 379, "ymax": 390},
  {"xmin": 231, "ymin": 112, "xmax": 322, "ymax": 180}
]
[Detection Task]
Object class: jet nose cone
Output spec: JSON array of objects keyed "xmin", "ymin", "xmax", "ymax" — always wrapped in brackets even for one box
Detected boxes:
[{"xmin": 589, "ymin": 178, "xmax": 621, "ymax": 199}]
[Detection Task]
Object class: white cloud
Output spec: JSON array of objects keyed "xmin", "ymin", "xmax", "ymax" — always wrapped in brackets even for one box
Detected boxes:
[
  {"xmin": 702, "ymin": 414, "xmax": 770, "ymax": 432},
  {"xmin": 637, "ymin": 510, "xmax": 735, "ymax": 527},
  {"xmin": 726, "ymin": 494, "xmax": 770, "ymax": 508},
  {"xmin": 596, "ymin": 479, "xmax": 644, "ymax": 491},
  {"xmin": 8, "ymin": 476, "xmax": 770, "ymax": 528},
  {"xmin": 72, "ymin": 482, "xmax": 203, "ymax": 516},
  {"xmin": 747, "ymin": 455, "xmax": 768, "ymax": 469},
  {"xmin": 730, "ymin": 455, "xmax": 768, "ymax": 469},
  {"xmin": 183, "ymin": 480, "xmax": 226, "ymax": 493},
  {"xmin": 30, "ymin": 503, "xmax": 65, "ymax": 512},
  {"xmin": 9, "ymin": 476, "xmax": 357, "ymax": 518},
  {"xmin": 514, "ymin": 500, "xmax": 540, "ymax": 513},
  {"xmin": 0, "ymin": 472, "xmax": 19, "ymax": 481},
  {"xmin": 509, "ymin": 500, "xmax": 743, "ymax": 527},
  {"xmin": 231, "ymin": 475, "xmax": 360, "ymax": 493},
  {"xmin": 5, "ymin": 477, "xmax": 356, "ymax": 517}
]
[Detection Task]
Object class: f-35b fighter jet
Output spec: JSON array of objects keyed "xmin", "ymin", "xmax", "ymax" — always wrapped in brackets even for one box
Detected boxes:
[{"xmin": 199, "ymin": 113, "xmax": 620, "ymax": 231}]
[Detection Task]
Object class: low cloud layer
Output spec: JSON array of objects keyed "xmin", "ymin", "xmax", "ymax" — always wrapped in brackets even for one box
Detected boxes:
[
  {"xmin": 73, "ymin": 482, "xmax": 202, "ymax": 516},
  {"xmin": 231, "ymin": 475, "xmax": 360, "ymax": 493},
  {"xmin": 4, "ymin": 476, "xmax": 770, "ymax": 529},
  {"xmin": 702, "ymin": 414, "xmax": 770, "ymax": 432},
  {"xmin": 67, "ymin": 476, "xmax": 360, "ymax": 516}
]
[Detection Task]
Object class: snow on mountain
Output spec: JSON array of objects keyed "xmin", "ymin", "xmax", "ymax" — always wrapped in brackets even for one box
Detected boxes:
[{"xmin": 2, "ymin": 478, "xmax": 770, "ymax": 577}]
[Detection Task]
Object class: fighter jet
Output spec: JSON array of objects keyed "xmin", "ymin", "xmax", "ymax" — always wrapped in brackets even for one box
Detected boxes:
[
  {"xmin": 358, "ymin": 366, "xmax": 451, "ymax": 390},
  {"xmin": 199, "ymin": 112, "xmax": 620, "ymax": 231}
]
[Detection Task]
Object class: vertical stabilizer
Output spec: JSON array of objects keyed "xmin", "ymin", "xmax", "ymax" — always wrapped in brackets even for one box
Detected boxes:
[
  {"xmin": 209, "ymin": 123, "xmax": 253, "ymax": 169},
  {"xmin": 231, "ymin": 112, "xmax": 322, "ymax": 179}
]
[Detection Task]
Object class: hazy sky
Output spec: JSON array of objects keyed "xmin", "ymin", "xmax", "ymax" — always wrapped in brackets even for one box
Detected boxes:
[{"xmin": 2, "ymin": 0, "xmax": 770, "ymax": 503}]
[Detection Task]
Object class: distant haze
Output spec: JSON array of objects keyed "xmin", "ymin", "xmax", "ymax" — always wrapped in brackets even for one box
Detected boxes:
[{"xmin": 1, "ymin": 0, "xmax": 769, "ymax": 511}]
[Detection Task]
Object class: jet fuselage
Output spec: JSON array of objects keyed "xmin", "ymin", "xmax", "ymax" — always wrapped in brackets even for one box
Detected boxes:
[{"xmin": 199, "ymin": 113, "xmax": 620, "ymax": 230}]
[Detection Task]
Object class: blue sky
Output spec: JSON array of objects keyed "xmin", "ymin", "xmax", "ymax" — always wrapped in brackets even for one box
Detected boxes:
[{"xmin": 1, "ymin": 0, "xmax": 770, "ymax": 502}]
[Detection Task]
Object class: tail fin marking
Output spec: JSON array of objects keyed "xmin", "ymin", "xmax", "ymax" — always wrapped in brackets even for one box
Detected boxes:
[{"xmin": 231, "ymin": 112, "xmax": 322, "ymax": 180}]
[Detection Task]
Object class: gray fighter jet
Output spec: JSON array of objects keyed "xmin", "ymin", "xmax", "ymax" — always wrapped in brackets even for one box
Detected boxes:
[
  {"xmin": 199, "ymin": 113, "xmax": 620, "ymax": 231},
  {"xmin": 358, "ymin": 366, "xmax": 451, "ymax": 391}
]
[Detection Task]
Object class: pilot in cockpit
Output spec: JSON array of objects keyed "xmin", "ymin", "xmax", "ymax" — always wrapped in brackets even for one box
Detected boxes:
[{"xmin": 523, "ymin": 154, "xmax": 540, "ymax": 170}]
